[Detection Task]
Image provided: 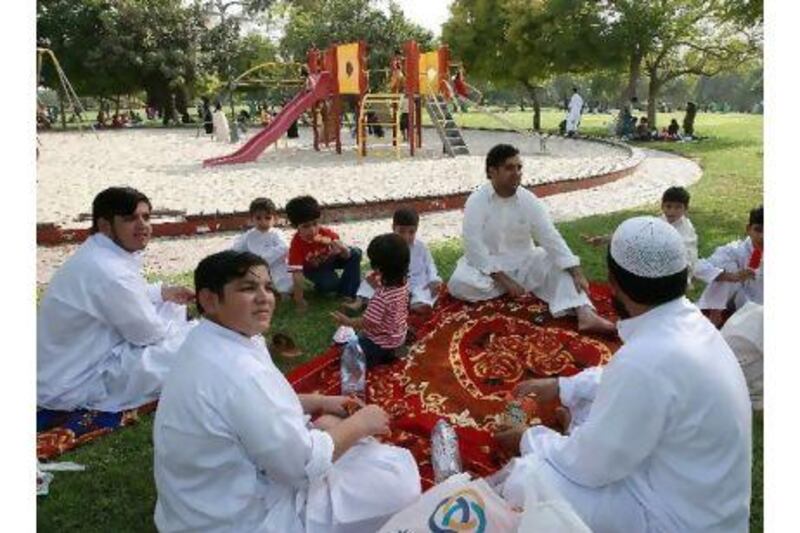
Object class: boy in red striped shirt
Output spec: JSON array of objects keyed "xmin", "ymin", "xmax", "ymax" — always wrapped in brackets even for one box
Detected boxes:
[{"xmin": 331, "ymin": 233, "xmax": 410, "ymax": 367}]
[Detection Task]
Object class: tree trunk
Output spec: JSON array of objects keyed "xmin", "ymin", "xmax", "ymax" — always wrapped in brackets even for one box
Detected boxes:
[
  {"xmin": 647, "ymin": 73, "xmax": 661, "ymax": 129},
  {"xmin": 621, "ymin": 49, "xmax": 643, "ymax": 105},
  {"xmin": 522, "ymin": 82, "xmax": 541, "ymax": 131}
]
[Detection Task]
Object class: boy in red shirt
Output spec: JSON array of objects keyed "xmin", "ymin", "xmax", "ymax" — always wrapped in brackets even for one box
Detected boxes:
[
  {"xmin": 285, "ymin": 195, "xmax": 362, "ymax": 310},
  {"xmin": 331, "ymin": 233, "xmax": 410, "ymax": 367}
]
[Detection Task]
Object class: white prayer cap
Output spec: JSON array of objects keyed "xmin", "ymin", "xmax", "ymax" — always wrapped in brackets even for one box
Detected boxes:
[{"xmin": 610, "ymin": 216, "xmax": 687, "ymax": 278}]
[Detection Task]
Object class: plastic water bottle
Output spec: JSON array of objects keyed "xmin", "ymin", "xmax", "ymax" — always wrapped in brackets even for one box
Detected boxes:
[
  {"xmin": 340, "ymin": 336, "xmax": 366, "ymax": 401},
  {"xmin": 431, "ymin": 419, "xmax": 463, "ymax": 483}
]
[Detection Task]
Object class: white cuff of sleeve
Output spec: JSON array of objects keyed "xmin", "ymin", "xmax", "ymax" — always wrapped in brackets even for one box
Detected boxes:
[
  {"xmin": 304, "ymin": 429, "xmax": 335, "ymax": 479},
  {"xmin": 555, "ymin": 256, "xmax": 581, "ymax": 270},
  {"xmin": 694, "ymin": 261, "xmax": 723, "ymax": 284},
  {"xmin": 520, "ymin": 425, "xmax": 560, "ymax": 456},
  {"xmin": 558, "ymin": 366, "xmax": 603, "ymax": 408},
  {"xmin": 147, "ymin": 282, "xmax": 164, "ymax": 304}
]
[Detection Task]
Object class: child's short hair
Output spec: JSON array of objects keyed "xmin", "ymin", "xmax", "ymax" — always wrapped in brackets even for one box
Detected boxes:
[
  {"xmin": 194, "ymin": 250, "xmax": 268, "ymax": 314},
  {"xmin": 749, "ymin": 205, "xmax": 763, "ymax": 226},
  {"xmin": 285, "ymin": 195, "xmax": 321, "ymax": 227},
  {"xmin": 249, "ymin": 197, "xmax": 276, "ymax": 216},
  {"xmin": 392, "ymin": 207, "xmax": 419, "ymax": 227},
  {"xmin": 91, "ymin": 186, "xmax": 151, "ymax": 233},
  {"xmin": 661, "ymin": 186, "xmax": 690, "ymax": 207},
  {"xmin": 367, "ymin": 233, "xmax": 410, "ymax": 287},
  {"xmin": 485, "ymin": 144, "xmax": 520, "ymax": 178}
]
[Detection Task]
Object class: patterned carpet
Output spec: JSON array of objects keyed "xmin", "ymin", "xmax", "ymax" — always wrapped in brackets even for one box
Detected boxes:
[{"xmin": 289, "ymin": 284, "xmax": 620, "ymax": 488}]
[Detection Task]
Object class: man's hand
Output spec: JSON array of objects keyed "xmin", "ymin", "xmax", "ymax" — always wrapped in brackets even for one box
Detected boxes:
[
  {"xmin": 494, "ymin": 425, "xmax": 526, "ymax": 458},
  {"xmin": 330, "ymin": 310, "xmax": 353, "ymax": 327},
  {"xmin": 352, "ymin": 404, "xmax": 391, "ymax": 437},
  {"xmin": 321, "ymin": 395, "xmax": 365, "ymax": 417},
  {"xmin": 717, "ymin": 270, "xmax": 756, "ymax": 283},
  {"xmin": 568, "ymin": 266, "xmax": 590, "ymax": 294},
  {"xmin": 161, "ymin": 285, "xmax": 195, "ymax": 304},
  {"xmin": 492, "ymin": 272, "xmax": 527, "ymax": 299},
  {"xmin": 512, "ymin": 377, "xmax": 559, "ymax": 403}
]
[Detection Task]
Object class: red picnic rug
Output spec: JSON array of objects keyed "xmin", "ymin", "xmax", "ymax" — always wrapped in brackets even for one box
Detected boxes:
[
  {"xmin": 288, "ymin": 283, "xmax": 621, "ymax": 488},
  {"xmin": 37, "ymin": 283, "xmax": 620, "ymax": 478}
]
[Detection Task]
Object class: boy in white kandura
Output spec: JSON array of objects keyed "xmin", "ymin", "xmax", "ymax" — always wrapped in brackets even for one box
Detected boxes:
[{"xmin": 153, "ymin": 250, "xmax": 420, "ymax": 532}]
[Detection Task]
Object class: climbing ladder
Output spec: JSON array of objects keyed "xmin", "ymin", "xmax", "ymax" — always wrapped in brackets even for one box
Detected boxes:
[
  {"xmin": 358, "ymin": 93, "xmax": 403, "ymax": 158},
  {"xmin": 424, "ymin": 94, "xmax": 469, "ymax": 157}
]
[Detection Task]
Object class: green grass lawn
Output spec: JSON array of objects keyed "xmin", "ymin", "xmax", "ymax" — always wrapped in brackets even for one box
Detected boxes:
[{"xmin": 37, "ymin": 111, "xmax": 763, "ymax": 532}]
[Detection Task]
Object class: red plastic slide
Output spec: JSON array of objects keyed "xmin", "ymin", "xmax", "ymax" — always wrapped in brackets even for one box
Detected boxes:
[{"xmin": 203, "ymin": 72, "xmax": 333, "ymax": 167}]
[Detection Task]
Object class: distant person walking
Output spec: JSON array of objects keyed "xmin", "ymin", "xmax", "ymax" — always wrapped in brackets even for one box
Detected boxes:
[{"xmin": 565, "ymin": 87, "xmax": 584, "ymax": 137}]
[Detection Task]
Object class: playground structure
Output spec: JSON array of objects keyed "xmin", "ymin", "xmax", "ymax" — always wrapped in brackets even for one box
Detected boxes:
[
  {"xmin": 203, "ymin": 39, "xmax": 545, "ymax": 167},
  {"xmin": 37, "ymin": 48, "xmax": 96, "ymax": 137}
]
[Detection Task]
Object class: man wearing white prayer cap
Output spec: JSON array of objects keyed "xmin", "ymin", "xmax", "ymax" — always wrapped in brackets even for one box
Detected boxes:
[{"xmin": 492, "ymin": 216, "xmax": 752, "ymax": 532}]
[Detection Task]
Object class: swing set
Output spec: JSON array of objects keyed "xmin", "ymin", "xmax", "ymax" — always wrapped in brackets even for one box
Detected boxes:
[{"xmin": 36, "ymin": 47, "xmax": 97, "ymax": 138}]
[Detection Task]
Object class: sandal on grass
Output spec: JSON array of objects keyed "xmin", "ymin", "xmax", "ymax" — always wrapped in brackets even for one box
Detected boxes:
[{"xmin": 270, "ymin": 332, "xmax": 303, "ymax": 358}]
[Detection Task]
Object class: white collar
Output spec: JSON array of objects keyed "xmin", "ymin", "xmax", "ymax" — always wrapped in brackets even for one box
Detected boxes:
[
  {"xmin": 198, "ymin": 318, "xmax": 269, "ymax": 355},
  {"xmin": 616, "ymin": 297, "xmax": 691, "ymax": 344},
  {"xmin": 485, "ymin": 182, "xmax": 519, "ymax": 202},
  {"xmin": 91, "ymin": 233, "xmax": 145, "ymax": 269}
]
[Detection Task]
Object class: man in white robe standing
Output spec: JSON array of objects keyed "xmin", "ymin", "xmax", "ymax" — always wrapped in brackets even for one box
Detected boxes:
[
  {"xmin": 493, "ymin": 216, "xmax": 752, "ymax": 532},
  {"xmin": 38, "ymin": 187, "xmax": 195, "ymax": 411},
  {"xmin": 153, "ymin": 250, "xmax": 420, "ymax": 532},
  {"xmin": 565, "ymin": 87, "xmax": 584, "ymax": 137},
  {"xmin": 447, "ymin": 143, "xmax": 615, "ymax": 334}
]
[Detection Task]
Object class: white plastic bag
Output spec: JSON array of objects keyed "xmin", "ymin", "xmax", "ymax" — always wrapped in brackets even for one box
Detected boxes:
[{"xmin": 377, "ymin": 473, "xmax": 520, "ymax": 532}]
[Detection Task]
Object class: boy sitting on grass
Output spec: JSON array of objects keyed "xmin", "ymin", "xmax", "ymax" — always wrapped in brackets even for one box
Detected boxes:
[
  {"xmin": 230, "ymin": 197, "xmax": 292, "ymax": 299},
  {"xmin": 153, "ymin": 250, "xmax": 420, "ymax": 532},
  {"xmin": 695, "ymin": 205, "xmax": 763, "ymax": 327},
  {"xmin": 583, "ymin": 186, "xmax": 698, "ymax": 277},
  {"xmin": 285, "ymin": 195, "xmax": 362, "ymax": 311},
  {"xmin": 346, "ymin": 207, "xmax": 442, "ymax": 315},
  {"xmin": 331, "ymin": 233, "xmax": 411, "ymax": 367}
]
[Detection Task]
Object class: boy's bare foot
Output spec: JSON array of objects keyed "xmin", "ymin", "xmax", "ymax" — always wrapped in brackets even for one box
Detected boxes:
[
  {"xmin": 576, "ymin": 305, "xmax": 617, "ymax": 335},
  {"xmin": 707, "ymin": 309, "xmax": 725, "ymax": 328},
  {"xmin": 340, "ymin": 298, "xmax": 365, "ymax": 314}
]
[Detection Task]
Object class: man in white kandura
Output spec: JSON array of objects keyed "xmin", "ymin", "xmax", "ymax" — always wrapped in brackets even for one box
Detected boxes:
[
  {"xmin": 565, "ymin": 87, "xmax": 584, "ymax": 137},
  {"xmin": 447, "ymin": 143, "xmax": 615, "ymax": 334},
  {"xmin": 493, "ymin": 216, "xmax": 752, "ymax": 532},
  {"xmin": 38, "ymin": 187, "xmax": 195, "ymax": 411},
  {"xmin": 153, "ymin": 250, "xmax": 420, "ymax": 533}
]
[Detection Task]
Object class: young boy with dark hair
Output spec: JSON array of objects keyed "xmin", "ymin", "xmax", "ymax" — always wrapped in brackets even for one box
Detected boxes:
[
  {"xmin": 348, "ymin": 207, "xmax": 442, "ymax": 314},
  {"xmin": 331, "ymin": 233, "xmax": 411, "ymax": 367},
  {"xmin": 285, "ymin": 195, "xmax": 362, "ymax": 310},
  {"xmin": 695, "ymin": 205, "xmax": 764, "ymax": 326},
  {"xmin": 660, "ymin": 186, "xmax": 698, "ymax": 274},
  {"xmin": 583, "ymin": 186, "xmax": 698, "ymax": 277},
  {"xmin": 230, "ymin": 197, "xmax": 292, "ymax": 298},
  {"xmin": 153, "ymin": 250, "xmax": 420, "ymax": 532}
]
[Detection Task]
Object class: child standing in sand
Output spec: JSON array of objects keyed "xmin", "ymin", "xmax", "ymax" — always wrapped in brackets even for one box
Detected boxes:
[
  {"xmin": 285, "ymin": 195, "xmax": 362, "ymax": 311},
  {"xmin": 230, "ymin": 197, "xmax": 292, "ymax": 298},
  {"xmin": 331, "ymin": 233, "xmax": 410, "ymax": 367}
]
